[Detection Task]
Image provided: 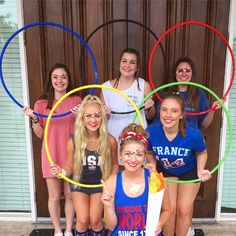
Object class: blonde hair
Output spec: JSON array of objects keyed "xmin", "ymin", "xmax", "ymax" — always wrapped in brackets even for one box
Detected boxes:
[
  {"xmin": 119, "ymin": 123, "xmax": 149, "ymax": 152},
  {"xmin": 73, "ymin": 95, "xmax": 112, "ymax": 184}
]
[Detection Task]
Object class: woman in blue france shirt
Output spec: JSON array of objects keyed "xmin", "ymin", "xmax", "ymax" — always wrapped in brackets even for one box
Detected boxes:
[{"xmin": 147, "ymin": 93, "xmax": 212, "ymax": 236}]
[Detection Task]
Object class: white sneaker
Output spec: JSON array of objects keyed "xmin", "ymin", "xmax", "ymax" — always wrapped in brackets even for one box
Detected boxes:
[
  {"xmin": 64, "ymin": 231, "xmax": 73, "ymax": 236},
  {"xmin": 186, "ymin": 227, "xmax": 195, "ymax": 236},
  {"xmin": 54, "ymin": 233, "xmax": 63, "ymax": 236}
]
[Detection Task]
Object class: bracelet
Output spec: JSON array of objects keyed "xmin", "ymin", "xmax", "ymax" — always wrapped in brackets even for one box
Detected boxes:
[
  {"xmin": 31, "ymin": 117, "xmax": 39, "ymax": 124},
  {"xmin": 145, "ymin": 107, "xmax": 152, "ymax": 113},
  {"xmin": 61, "ymin": 168, "xmax": 67, "ymax": 177}
]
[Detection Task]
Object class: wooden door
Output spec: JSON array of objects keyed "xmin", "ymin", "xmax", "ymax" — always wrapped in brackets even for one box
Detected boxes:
[{"xmin": 22, "ymin": 0, "xmax": 230, "ymax": 218}]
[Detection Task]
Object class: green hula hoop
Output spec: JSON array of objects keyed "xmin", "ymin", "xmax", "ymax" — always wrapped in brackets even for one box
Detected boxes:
[
  {"xmin": 44, "ymin": 84, "xmax": 144, "ymax": 188},
  {"xmin": 133, "ymin": 81, "xmax": 232, "ymax": 184}
]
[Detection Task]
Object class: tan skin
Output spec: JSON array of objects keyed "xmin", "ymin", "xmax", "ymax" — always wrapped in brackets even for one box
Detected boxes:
[
  {"xmin": 175, "ymin": 61, "xmax": 222, "ymax": 233},
  {"xmin": 100, "ymin": 52, "xmax": 155, "ymax": 120},
  {"xmin": 101, "ymin": 142, "xmax": 171, "ymax": 235},
  {"xmin": 23, "ymin": 68, "xmax": 75, "ymax": 235},
  {"xmin": 146, "ymin": 98, "xmax": 211, "ymax": 236},
  {"xmin": 50, "ymin": 104, "xmax": 118, "ymax": 233},
  {"xmin": 175, "ymin": 61, "xmax": 222, "ymax": 129}
]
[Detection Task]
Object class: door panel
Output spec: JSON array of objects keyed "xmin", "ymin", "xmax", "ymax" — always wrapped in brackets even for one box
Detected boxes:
[{"xmin": 22, "ymin": 0, "xmax": 230, "ymax": 218}]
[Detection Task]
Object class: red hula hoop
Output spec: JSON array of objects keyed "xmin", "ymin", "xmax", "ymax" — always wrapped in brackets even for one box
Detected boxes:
[{"xmin": 148, "ymin": 20, "xmax": 235, "ymax": 116}]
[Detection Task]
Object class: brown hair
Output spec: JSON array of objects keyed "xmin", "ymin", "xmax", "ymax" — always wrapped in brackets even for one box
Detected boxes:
[
  {"xmin": 114, "ymin": 48, "xmax": 141, "ymax": 90},
  {"xmin": 119, "ymin": 123, "xmax": 149, "ymax": 152},
  {"xmin": 38, "ymin": 63, "xmax": 74, "ymax": 110},
  {"xmin": 171, "ymin": 57, "xmax": 199, "ymax": 111}
]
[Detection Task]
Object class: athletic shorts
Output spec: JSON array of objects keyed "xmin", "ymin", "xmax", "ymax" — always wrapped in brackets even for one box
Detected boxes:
[
  {"xmin": 69, "ymin": 176, "xmax": 102, "ymax": 194},
  {"xmin": 161, "ymin": 167, "xmax": 199, "ymax": 181},
  {"xmin": 70, "ymin": 183, "xmax": 102, "ymax": 194}
]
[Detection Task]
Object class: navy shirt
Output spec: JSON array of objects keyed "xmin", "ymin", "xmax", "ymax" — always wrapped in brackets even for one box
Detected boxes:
[{"xmin": 151, "ymin": 88, "xmax": 210, "ymax": 128}]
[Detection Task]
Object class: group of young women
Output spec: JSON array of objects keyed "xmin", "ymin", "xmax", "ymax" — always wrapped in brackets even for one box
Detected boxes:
[{"xmin": 24, "ymin": 48, "xmax": 221, "ymax": 236}]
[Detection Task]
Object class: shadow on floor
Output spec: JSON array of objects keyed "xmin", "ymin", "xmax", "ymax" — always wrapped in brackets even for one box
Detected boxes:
[
  {"xmin": 29, "ymin": 228, "xmax": 204, "ymax": 236},
  {"xmin": 29, "ymin": 229, "xmax": 55, "ymax": 236}
]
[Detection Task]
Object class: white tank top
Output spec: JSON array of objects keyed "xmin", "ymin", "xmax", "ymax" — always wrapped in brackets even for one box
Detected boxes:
[{"xmin": 102, "ymin": 78, "xmax": 148, "ymax": 164}]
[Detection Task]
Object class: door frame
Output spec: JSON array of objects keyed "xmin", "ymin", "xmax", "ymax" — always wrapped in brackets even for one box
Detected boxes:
[
  {"xmin": 217, "ymin": 0, "xmax": 236, "ymax": 221},
  {"xmin": 18, "ymin": 0, "xmax": 232, "ymax": 221},
  {"xmin": 18, "ymin": 0, "xmax": 37, "ymax": 222}
]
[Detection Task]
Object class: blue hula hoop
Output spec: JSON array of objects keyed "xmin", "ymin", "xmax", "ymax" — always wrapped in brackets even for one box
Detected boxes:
[{"xmin": 0, "ymin": 21, "xmax": 98, "ymax": 118}]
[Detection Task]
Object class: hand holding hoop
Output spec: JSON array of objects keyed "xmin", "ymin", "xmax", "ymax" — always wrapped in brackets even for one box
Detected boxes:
[
  {"xmin": 148, "ymin": 20, "xmax": 235, "ymax": 116},
  {"xmin": 0, "ymin": 21, "xmax": 99, "ymax": 118},
  {"xmin": 44, "ymin": 84, "xmax": 144, "ymax": 188},
  {"xmin": 132, "ymin": 81, "xmax": 233, "ymax": 184}
]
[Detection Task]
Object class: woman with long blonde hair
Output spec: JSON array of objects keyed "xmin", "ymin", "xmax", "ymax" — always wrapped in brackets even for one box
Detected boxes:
[{"xmin": 51, "ymin": 95, "xmax": 118, "ymax": 236}]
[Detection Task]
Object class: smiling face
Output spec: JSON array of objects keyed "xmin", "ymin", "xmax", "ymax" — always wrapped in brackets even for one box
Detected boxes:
[
  {"xmin": 119, "ymin": 53, "xmax": 138, "ymax": 79},
  {"xmin": 51, "ymin": 68, "xmax": 69, "ymax": 93},
  {"xmin": 83, "ymin": 104, "xmax": 102, "ymax": 132},
  {"xmin": 120, "ymin": 142, "xmax": 145, "ymax": 172},
  {"xmin": 175, "ymin": 62, "xmax": 192, "ymax": 83},
  {"xmin": 160, "ymin": 98, "xmax": 184, "ymax": 130}
]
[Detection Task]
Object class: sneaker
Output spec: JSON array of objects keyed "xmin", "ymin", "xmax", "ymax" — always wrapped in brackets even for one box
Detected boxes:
[
  {"xmin": 186, "ymin": 227, "xmax": 195, "ymax": 236},
  {"xmin": 64, "ymin": 231, "xmax": 73, "ymax": 236},
  {"xmin": 54, "ymin": 233, "xmax": 63, "ymax": 236}
]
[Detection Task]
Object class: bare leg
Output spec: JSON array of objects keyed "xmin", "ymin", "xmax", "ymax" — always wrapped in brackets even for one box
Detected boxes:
[
  {"xmin": 46, "ymin": 178, "xmax": 62, "ymax": 234},
  {"xmin": 162, "ymin": 178, "xmax": 178, "ymax": 236},
  {"xmin": 175, "ymin": 182, "xmax": 200, "ymax": 236},
  {"xmin": 90, "ymin": 193, "xmax": 104, "ymax": 232},
  {"xmin": 186, "ymin": 207, "xmax": 194, "ymax": 236},
  {"xmin": 63, "ymin": 181, "xmax": 75, "ymax": 233},
  {"xmin": 72, "ymin": 192, "xmax": 90, "ymax": 232}
]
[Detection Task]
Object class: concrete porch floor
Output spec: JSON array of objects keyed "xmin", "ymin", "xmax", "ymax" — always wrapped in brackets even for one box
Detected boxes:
[{"xmin": 0, "ymin": 221, "xmax": 236, "ymax": 236}]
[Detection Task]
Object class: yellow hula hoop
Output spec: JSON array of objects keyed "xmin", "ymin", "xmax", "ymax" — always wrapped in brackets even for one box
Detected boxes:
[{"xmin": 44, "ymin": 84, "xmax": 144, "ymax": 187}]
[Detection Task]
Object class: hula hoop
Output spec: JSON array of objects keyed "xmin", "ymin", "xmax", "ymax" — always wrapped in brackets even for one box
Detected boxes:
[
  {"xmin": 133, "ymin": 81, "xmax": 232, "ymax": 184},
  {"xmin": 148, "ymin": 20, "xmax": 235, "ymax": 116},
  {"xmin": 79, "ymin": 18, "xmax": 168, "ymax": 88},
  {"xmin": 79, "ymin": 19, "xmax": 168, "ymax": 115},
  {"xmin": 0, "ymin": 21, "xmax": 98, "ymax": 118},
  {"xmin": 111, "ymin": 106, "xmax": 145, "ymax": 115},
  {"xmin": 44, "ymin": 84, "xmax": 145, "ymax": 188}
]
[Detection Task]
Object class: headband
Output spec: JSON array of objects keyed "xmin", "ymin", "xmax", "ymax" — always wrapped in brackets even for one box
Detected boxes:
[{"xmin": 121, "ymin": 131, "xmax": 148, "ymax": 148}]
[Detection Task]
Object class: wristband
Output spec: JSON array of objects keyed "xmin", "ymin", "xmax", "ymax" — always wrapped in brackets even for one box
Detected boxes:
[
  {"xmin": 31, "ymin": 117, "xmax": 39, "ymax": 124},
  {"xmin": 61, "ymin": 168, "xmax": 66, "ymax": 177},
  {"xmin": 145, "ymin": 107, "xmax": 152, "ymax": 113}
]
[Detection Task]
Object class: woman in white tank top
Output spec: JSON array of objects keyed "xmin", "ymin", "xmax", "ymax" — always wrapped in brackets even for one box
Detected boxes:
[{"xmin": 100, "ymin": 48, "xmax": 155, "ymax": 167}]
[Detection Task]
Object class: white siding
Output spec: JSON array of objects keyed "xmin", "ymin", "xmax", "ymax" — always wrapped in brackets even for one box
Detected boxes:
[
  {"xmin": 0, "ymin": 0, "xmax": 30, "ymax": 212},
  {"xmin": 221, "ymin": 19, "xmax": 236, "ymax": 212}
]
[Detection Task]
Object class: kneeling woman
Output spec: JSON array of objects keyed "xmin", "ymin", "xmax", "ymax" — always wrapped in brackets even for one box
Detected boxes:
[
  {"xmin": 51, "ymin": 95, "xmax": 118, "ymax": 236},
  {"xmin": 101, "ymin": 123, "xmax": 170, "ymax": 236},
  {"xmin": 147, "ymin": 93, "xmax": 212, "ymax": 236}
]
